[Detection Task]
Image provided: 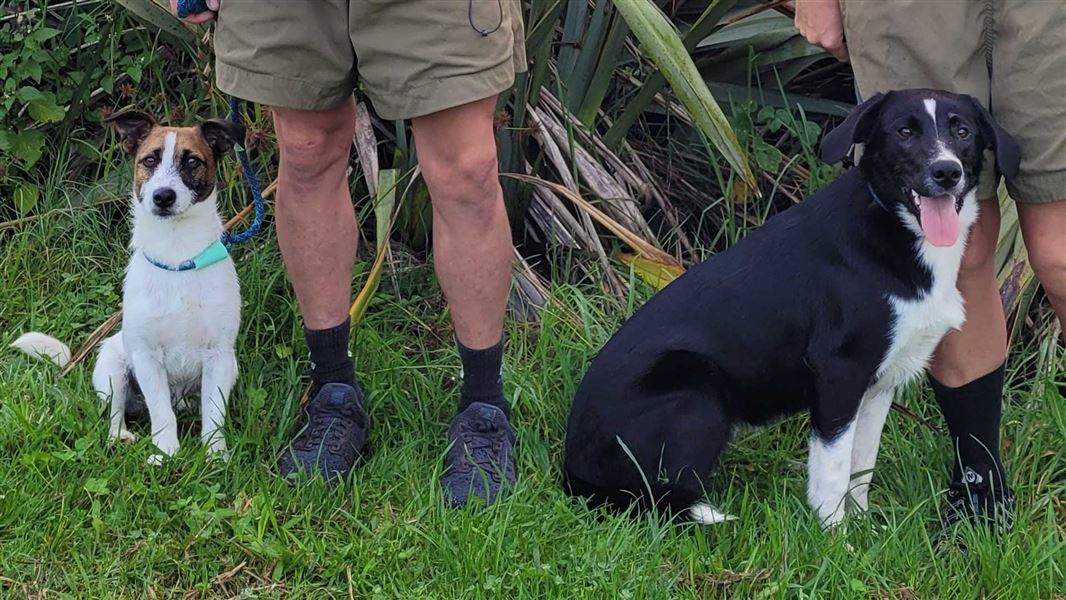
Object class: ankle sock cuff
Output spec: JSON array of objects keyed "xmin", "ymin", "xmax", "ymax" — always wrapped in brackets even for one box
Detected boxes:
[
  {"xmin": 305, "ymin": 318, "xmax": 355, "ymax": 387},
  {"xmin": 457, "ymin": 336, "xmax": 508, "ymax": 415}
]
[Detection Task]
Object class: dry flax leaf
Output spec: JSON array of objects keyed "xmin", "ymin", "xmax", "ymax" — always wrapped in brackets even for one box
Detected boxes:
[{"xmin": 352, "ymin": 101, "xmax": 380, "ymax": 198}]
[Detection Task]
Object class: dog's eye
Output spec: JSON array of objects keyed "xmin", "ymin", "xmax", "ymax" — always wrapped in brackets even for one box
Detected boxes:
[
  {"xmin": 957, "ymin": 126, "xmax": 971, "ymax": 139},
  {"xmin": 898, "ymin": 127, "xmax": 913, "ymax": 139},
  {"xmin": 141, "ymin": 156, "xmax": 158, "ymax": 168},
  {"xmin": 185, "ymin": 156, "xmax": 203, "ymax": 168}
]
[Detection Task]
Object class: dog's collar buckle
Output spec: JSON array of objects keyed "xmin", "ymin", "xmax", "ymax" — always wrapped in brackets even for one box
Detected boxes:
[{"xmin": 141, "ymin": 239, "xmax": 229, "ymax": 272}]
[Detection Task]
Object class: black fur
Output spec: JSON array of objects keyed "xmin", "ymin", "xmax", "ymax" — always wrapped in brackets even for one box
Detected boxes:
[
  {"xmin": 104, "ymin": 111, "xmax": 158, "ymax": 155},
  {"xmin": 199, "ymin": 119, "xmax": 245, "ymax": 158},
  {"xmin": 562, "ymin": 89, "xmax": 1019, "ymax": 518},
  {"xmin": 179, "ymin": 149, "xmax": 215, "ymax": 204}
]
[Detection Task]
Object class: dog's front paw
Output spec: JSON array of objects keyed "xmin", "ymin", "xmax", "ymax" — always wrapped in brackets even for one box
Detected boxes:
[
  {"xmin": 207, "ymin": 445, "xmax": 230, "ymax": 463},
  {"xmin": 147, "ymin": 453, "xmax": 167, "ymax": 466},
  {"xmin": 818, "ymin": 502, "xmax": 848, "ymax": 530},
  {"xmin": 110, "ymin": 428, "xmax": 137, "ymax": 444}
]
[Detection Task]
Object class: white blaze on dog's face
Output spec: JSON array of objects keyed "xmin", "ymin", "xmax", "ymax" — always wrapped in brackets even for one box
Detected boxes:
[
  {"xmin": 104, "ymin": 111, "xmax": 244, "ymax": 219},
  {"xmin": 820, "ymin": 89, "xmax": 1021, "ymax": 248}
]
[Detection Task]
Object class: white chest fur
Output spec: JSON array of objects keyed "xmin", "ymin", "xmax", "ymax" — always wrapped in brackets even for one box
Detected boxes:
[
  {"xmin": 872, "ymin": 196, "xmax": 977, "ymax": 394},
  {"xmin": 122, "ymin": 254, "xmax": 240, "ymax": 391}
]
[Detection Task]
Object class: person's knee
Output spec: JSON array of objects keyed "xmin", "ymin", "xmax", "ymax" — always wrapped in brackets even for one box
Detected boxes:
[
  {"xmin": 274, "ymin": 105, "xmax": 354, "ymax": 193},
  {"xmin": 1027, "ymin": 239, "xmax": 1066, "ymax": 301},
  {"xmin": 422, "ymin": 146, "xmax": 501, "ymax": 224}
]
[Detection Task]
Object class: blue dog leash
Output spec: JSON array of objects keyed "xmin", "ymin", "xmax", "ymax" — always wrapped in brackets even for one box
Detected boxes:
[
  {"xmin": 175, "ymin": 0, "xmax": 210, "ymax": 18},
  {"xmin": 221, "ymin": 95, "xmax": 264, "ymax": 247}
]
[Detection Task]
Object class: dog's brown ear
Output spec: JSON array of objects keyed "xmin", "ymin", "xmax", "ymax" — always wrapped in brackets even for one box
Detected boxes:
[
  {"xmin": 819, "ymin": 92, "xmax": 889, "ymax": 164},
  {"xmin": 965, "ymin": 96, "xmax": 1021, "ymax": 181},
  {"xmin": 104, "ymin": 110, "xmax": 158, "ymax": 155},
  {"xmin": 199, "ymin": 119, "xmax": 246, "ymax": 158}
]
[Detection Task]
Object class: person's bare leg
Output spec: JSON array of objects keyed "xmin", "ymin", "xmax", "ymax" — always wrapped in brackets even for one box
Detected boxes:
[
  {"xmin": 272, "ymin": 99, "xmax": 358, "ymax": 329},
  {"xmin": 413, "ymin": 96, "xmax": 516, "ymax": 508},
  {"xmin": 1017, "ymin": 200, "xmax": 1066, "ymax": 328},
  {"xmin": 273, "ymin": 98, "xmax": 369, "ymax": 486},
  {"xmin": 411, "ymin": 96, "xmax": 511, "ymax": 350},
  {"xmin": 930, "ymin": 198, "xmax": 1007, "ymax": 387},
  {"xmin": 928, "ymin": 198, "xmax": 1013, "ymax": 531}
]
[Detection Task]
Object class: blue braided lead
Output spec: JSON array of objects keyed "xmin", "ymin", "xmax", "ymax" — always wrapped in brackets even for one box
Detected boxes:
[
  {"xmin": 221, "ymin": 95, "xmax": 265, "ymax": 247},
  {"xmin": 175, "ymin": 0, "xmax": 210, "ymax": 18}
]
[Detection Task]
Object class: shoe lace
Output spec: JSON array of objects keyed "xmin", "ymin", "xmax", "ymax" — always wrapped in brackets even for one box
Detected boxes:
[
  {"xmin": 294, "ymin": 399, "xmax": 363, "ymax": 454},
  {"xmin": 454, "ymin": 415, "xmax": 506, "ymax": 476}
]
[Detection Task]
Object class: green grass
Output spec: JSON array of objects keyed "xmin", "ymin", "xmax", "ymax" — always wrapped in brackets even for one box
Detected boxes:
[{"xmin": 2, "ymin": 191, "xmax": 1065, "ymax": 599}]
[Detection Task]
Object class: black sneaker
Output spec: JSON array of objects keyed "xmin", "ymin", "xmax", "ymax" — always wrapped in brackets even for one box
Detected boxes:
[
  {"xmin": 278, "ymin": 382, "xmax": 369, "ymax": 486},
  {"xmin": 940, "ymin": 466, "xmax": 1015, "ymax": 537},
  {"xmin": 441, "ymin": 402, "xmax": 516, "ymax": 508}
]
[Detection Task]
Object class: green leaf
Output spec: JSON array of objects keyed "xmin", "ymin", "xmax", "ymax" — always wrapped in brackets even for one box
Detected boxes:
[
  {"xmin": 16, "ymin": 86, "xmax": 46, "ymax": 103},
  {"xmin": 28, "ymin": 97, "xmax": 66, "ymax": 123},
  {"xmin": 611, "ymin": 0, "xmax": 755, "ymax": 191},
  {"xmin": 14, "ymin": 184, "xmax": 40, "ymax": 215},
  {"xmin": 127, "ymin": 62, "xmax": 143, "ymax": 84},
  {"xmin": 83, "ymin": 477, "xmax": 111, "ymax": 495},
  {"xmin": 753, "ymin": 139, "xmax": 782, "ymax": 172},
  {"xmin": 31, "ymin": 27, "xmax": 62, "ymax": 42},
  {"xmin": 6, "ymin": 130, "xmax": 45, "ymax": 167},
  {"xmin": 113, "ymin": 0, "xmax": 199, "ymax": 47},
  {"xmin": 25, "ymin": 62, "xmax": 43, "ymax": 83}
]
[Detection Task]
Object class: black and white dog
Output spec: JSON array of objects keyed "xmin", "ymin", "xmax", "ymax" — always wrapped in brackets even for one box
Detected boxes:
[{"xmin": 563, "ymin": 89, "xmax": 1020, "ymax": 526}]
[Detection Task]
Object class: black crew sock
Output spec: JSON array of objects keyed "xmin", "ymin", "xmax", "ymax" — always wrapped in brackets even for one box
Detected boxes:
[
  {"xmin": 929, "ymin": 363, "xmax": 1008, "ymax": 489},
  {"xmin": 457, "ymin": 336, "xmax": 508, "ymax": 416},
  {"xmin": 305, "ymin": 318, "xmax": 356, "ymax": 389}
]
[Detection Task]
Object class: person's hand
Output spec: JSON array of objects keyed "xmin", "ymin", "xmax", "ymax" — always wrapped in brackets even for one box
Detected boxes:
[
  {"xmin": 169, "ymin": 0, "xmax": 219, "ymax": 24},
  {"xmin": 795, "ymin": 0, "xmax": 849, "ymax": 62}
]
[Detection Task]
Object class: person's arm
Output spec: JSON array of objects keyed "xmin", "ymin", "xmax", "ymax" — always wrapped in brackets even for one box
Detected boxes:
[
  {"xmin": 794, "ymin": 0, "xmax": 849, "ymax": 62},
  {"xmin": 169, "ymin": 0, "xmax": 218, "ymax": 24}
]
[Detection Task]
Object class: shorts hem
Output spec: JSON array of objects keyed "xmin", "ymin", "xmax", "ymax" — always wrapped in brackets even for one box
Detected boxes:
[
  {"xmin": 366, "ymin": 60, "xmax": 516, "ymax": 120},
  {"xmin": 1007, "ymin": 171, "xmax": 1066, "ymax": 204},
  {"xmin": 216, "ymin": 60, "xmax": 354, "ymax": 112}
]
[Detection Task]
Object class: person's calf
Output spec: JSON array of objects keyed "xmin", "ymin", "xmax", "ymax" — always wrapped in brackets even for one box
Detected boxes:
[{"xmin": 273, "ymin": 101, "xmax": 359, "ymax": 330}]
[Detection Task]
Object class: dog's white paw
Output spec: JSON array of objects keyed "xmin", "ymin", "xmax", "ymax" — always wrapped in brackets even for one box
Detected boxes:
[
  {"xmin": 688, "ymin": 502, "xmax": 737, "ymax": 525},
  {"xmin": 110, "ymin": 429, "xmax": 137, "ymax": 444},
  {"xmin": 146, "ymin": 453, "xmax": 167, "ymax": 466},
  {"xmin": 207, "ymin": 446, "xmax": 230, "ymax": 463}
]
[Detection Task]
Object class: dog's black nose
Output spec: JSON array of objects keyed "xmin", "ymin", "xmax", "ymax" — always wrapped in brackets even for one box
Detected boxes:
[
  {"xmin": 152, "ymin": 188, "xmax": 176, "ymax": 209},
  {"xmin": 931, "ymin": 161, "xmax": 962, "ymax": 187}
]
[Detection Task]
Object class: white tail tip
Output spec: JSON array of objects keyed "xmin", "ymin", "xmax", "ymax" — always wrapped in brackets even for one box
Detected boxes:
[
  {"xmin": 11, "ymin": 332, "xmax": 72, "ymax": 368},
  {"xmin": 688, "ymin": 502, "xmax": 737, "ymax": 525}
]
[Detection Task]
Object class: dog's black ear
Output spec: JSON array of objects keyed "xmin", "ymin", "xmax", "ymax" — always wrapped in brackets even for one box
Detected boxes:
[
  {"xmin": 199, "ymin": 119, "xmax": 246, "ymax": 158},
  {"xmin": 819, "ymin": 93, "xmax": 889, "ymax": 164},
  {"xmin": 104, "ymin": 110, "xmax": 158, "ymax": 154},
  {"xmin": 966, "ymin": 96, "xmax": 1021, "ymax": 181}
]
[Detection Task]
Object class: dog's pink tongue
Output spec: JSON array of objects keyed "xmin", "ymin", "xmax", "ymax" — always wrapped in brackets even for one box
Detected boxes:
[{"xmin": 919, "ymin": 195, "xmax": 960, "ymax": 247}]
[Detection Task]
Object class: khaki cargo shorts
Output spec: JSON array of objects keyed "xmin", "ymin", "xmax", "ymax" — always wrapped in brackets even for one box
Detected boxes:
[
  {"xmin": 842, "ymin": 0, "xmax": 1066, "ymax": 203},
  {"xmin": 214, "ymin": 0, "xmax": 527, "ymax": 120}
]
